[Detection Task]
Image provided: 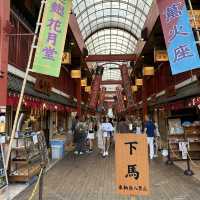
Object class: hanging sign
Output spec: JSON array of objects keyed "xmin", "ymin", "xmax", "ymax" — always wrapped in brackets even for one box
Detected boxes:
[
  {"xmin": 32, "ymin": 0, "xmax": 72, "ymax": 77},
  {"xmin": 115, "ymin": 134, "xmax": 150, "ymax": 196},
  {"xmin": 189, "ymin": 10, "xmax": 200, "ymax": 28},
  {"xmin": 62, "ymin": 52, "xmax": 71, "ymax": 64},
  {"xmin": 120, "ymin": 65, "xmax": 134, "ymax": 109},
  {"xmin": 157, "ymin": 0, "xmax": 200, "ymax": 75},
  {"xmin": 154, "ymin": 50, "xmax": 168, "ymax": 62},
  {"xmin": 116, "ymin": 87, "xmax": 125, "ymax": 113},
  {"xmin": 97, "ymin": 87, "xmax": 106, "ymax": 112},
  {"xmin": 89, "ymin": 66, "xmax": 104, "ymax": 109}
]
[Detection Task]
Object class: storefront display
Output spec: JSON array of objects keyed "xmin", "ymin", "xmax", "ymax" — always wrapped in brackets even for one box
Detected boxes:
[
  {"xmin": 9, "ymin": 133, "xmax": 43, "ymax": 182},
  {"xmin": 0, "ymin": 139, "xmax": 7, "ymax": 189},
  {"xmin": 168, "ymin": 118, "xmax": 200, "ymax": 161}
]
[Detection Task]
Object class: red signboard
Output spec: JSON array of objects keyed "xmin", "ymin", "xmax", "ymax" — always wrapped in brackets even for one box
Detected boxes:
[
  {"xmin": 116, "ymin": 87, "xmax": 125, "ymax": 113},
  {"xmin": 89, "ymin": 66, "xmax": 104, "ymax": 109},
  {"xmin": 0, "ymin": 1, "xmax": 10, "ymax": 108},
  {"xmin": 120, "ymin": 65, "xmax": 134, "ymax": 109},
  {"xmin": 98, "ymin": 87, "xmax": 106, "ymax": 111}
]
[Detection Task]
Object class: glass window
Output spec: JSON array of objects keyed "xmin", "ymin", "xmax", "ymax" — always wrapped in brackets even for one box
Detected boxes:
[{"xmin": 72, "ymin": 0, "xmax": 153, "ymax": 82}]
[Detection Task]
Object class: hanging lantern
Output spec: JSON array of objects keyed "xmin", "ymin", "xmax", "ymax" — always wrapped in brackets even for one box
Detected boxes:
[
  {"xmin": 143, "ymin": 67, "xmax": 155, "ymax": 76},
  {"xmin": 85, "ymin": 86, "xmax": 91, "ymax": 92},
  {"xmin": 71, "ymin": 70, "xmax": 81, "ymax": 78},
  {"xmin": 136, "ymin": 78, "xmax": 143, "ymax": 86},
  {"xmin": 81, "ymin": 79, "xmax": 87, "ymax": 87},
  {"xmin": 132, "ymin": 85, "xmax": 138, "ymax": 92}
]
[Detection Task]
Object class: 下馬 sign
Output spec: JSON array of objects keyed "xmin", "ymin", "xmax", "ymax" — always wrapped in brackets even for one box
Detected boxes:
[{"xmin": 115, "ymin": 134, "xmax": 150, "ymax": 196}]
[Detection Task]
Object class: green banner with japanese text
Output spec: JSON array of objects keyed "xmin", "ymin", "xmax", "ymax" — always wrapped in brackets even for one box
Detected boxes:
[{"xmin": 32, "ymin": 0, "xmax": 72, "ymax": 77}]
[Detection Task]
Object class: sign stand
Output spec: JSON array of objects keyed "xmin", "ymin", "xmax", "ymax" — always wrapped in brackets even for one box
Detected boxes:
[{"xmin": 5, "ymin": 0, "xmax": 46, "ymax": 169}]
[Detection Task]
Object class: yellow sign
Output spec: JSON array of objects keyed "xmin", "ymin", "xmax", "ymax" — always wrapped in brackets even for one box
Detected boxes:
[
  {"xmin": 115, "ymin": 134, "xmax": 150, "ymax": 196},
  {"xmin": 71, "ymin": 70, "xmax": 81, "ymax": 79},
  {"xmin": 189, "ymin": 10, "xmax": 200, "ymax": 28},
  {"xmin": 154, "ymin": 50, "xmax": 168, "ymax": 62},
  {"xmin": 62, "ymin": 52, "xmax": 71, "ymax": 64}
]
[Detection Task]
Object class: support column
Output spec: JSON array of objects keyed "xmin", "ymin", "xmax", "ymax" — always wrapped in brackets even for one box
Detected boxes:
[
  {"xmin": 76, "ymin": 79, "xmax": 81, "ymax": 117},
  {"xmin": 142, "ymin": 77, "xmax": 148, "ymax": 122},
  {"xmin": 0, "ymin": 0, "xmax": 10, "ymax": 108}
]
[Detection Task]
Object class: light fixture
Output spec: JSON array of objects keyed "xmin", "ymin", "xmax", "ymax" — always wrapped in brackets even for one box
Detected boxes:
[
  {"xmin": 71, "ymin": 70, "xmax": 81, "ymax": 78},
  {"xmin": 143, "ymin": 66, "xmax": 154, "ymax": 76},
  {"xmin": 62, "ymin": 52, "xmax": 71, "ymax": 64},
  {"xmin": 85, "ymin": 86, "xmax": 91, "ymax": 92},
  {"xmin": 136, "ymin": 78, "xmax": 143, "ymax": 86},
  {"xmin": 81, "ymin": 79, "xmax": 87, "ymax": 87},
  {"xmin": 132, "ymin": 85, "xmax": 138, "ymax": 92}
]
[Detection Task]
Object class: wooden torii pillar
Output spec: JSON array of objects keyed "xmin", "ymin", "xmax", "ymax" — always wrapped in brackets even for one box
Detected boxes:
[{"xmin": 0, "ymin": 0, "xmax": 10, "ymax": 113}]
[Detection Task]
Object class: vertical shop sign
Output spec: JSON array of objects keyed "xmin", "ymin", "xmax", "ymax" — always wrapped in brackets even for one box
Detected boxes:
[
  {"xmin": 120, "ymin": 65, "xmax": 134, "ymax": 109},
  {"xmin": 89, "ymin": 66, "xmax": 104, "ymax": 109},
  {"xmin": 116, "ymin": 87, "xmax": 125, "ymax": 113},
  {"xmin": 97, "ymin": 87, "xmax": 106, "ymax": 112},
  {"xmin": 115, "ymin": 134, "xmax": 150, "ymax": 196},
  {"xmin": 32, "ymin": 0, "xmax": 72, "ymax": 77},
  {"xmin": 157, "ymin": 0, "xmax": 200, "ymax": 75}
]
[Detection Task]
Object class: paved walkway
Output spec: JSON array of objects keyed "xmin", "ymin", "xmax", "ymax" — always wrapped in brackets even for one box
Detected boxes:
[{"xmin": 14, "ymin": 151, "xmax": 200, "ymax": 200}]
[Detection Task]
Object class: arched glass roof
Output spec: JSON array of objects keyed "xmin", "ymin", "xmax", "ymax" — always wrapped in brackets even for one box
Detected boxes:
[{"xmin": 72, "ymin": 0, "xmax": 154, "ymax": 82}]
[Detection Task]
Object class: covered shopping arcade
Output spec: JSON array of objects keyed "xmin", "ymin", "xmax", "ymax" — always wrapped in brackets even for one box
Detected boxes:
[{"xmin": 0, "ymin": 0, "xmax": 200, "ymax": 199}]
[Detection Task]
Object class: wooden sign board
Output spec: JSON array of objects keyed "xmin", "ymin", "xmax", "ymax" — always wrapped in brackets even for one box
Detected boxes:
[
  {"xmin": 115, "ymin": 134, "xmax": 150, "ymax": 196},
  {"xmin": 154, "ymin": 50, "xmax": 168, "ymax": 62},
  {"xmin": 62, "ymin": 52, "xmax": 71, "ymax": 64},
  {"xmin": 34, "ymin": 78, "xmax": 52, "ymax": 95}
]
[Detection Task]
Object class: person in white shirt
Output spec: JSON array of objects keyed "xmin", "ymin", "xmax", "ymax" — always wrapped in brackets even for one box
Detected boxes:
[{"xmin": 101, "ymin": 117, "xmax": 113, "ymax": 157}]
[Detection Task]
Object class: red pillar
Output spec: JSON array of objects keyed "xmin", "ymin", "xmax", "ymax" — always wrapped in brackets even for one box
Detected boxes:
[
  {"xmin": 76, "ymin": 79, "xmax": 81, "ymax": 117},
  {"xmin": 0, "ymin": 0, "xmax": 10, "ymax": 110},
  {"xmin": 142, "ymin": 77, "xmax": 148, "ymax": 122}
]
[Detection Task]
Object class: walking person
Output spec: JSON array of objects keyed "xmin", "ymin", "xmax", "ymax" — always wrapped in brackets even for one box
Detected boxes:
[
  {"xmin": 74, "ymin": 116, "xmax": 88, "ymax": 155},
  {"xmin": 97, "ymin": 117, "xmax": 104, "ymax": 154},
  {"xmin": 86, "ymin": 117, "xmax": 95, "ymax": 153},
  {"xmin": 101, "ymin": 117, "xmax": 113, "ymax": 157},
  {"xmin": 116, "ymin": 116, "xmax": 130, "ymax": 133},
  {"xmin": 144, "ymin": 115, "xmax": 155, "ymax": 160}
]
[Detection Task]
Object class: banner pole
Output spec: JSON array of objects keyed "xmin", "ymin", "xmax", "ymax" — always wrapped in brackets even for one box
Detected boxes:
[
  {"xmin": 5, "ymin": 0, "xmax": 46, "ymax": 169},
  {"xmin": 187, "ymin": 0, "xmax": 200, "ymax": 44}
]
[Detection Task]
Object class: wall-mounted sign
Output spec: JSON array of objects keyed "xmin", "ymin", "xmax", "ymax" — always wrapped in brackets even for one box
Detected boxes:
[
  {"xmin": 115, "ymin": 134, "xmax": 150, "ymax": 196},
  {"xmin": 34, "ymin": 78, "xmax": 52, "ymax": 95},
  {"xmin": 62, "ymin": 52, "xmax": 71, "ymax": 64},
  {"xmin": 189, "ymin": 10, "xmax": 200, "ymax": 28},
  {"xmin": 32, "ymin": 0, "xmax": 72, "ymax": 77},
  {"xmin": 157, "ymin": 0, "xmax": 200, "ymax": 75},
  {"xmin": 154, "ymin": 50, "xmax": 169, "ymax": 62}
]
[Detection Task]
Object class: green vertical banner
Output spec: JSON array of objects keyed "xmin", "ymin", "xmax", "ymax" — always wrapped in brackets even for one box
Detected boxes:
[{"xmin": 32, "ymin": 0, "xmax": 72, "ymax": 77}]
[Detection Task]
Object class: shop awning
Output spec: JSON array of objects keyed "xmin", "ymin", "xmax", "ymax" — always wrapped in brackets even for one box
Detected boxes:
[
  {"xmin": 157, "ymin": 81, "xmax": 200, "ymax": 105},
  {"xmin": 8, "ymin": 73, "xmax": 76, "ymax": 108}
]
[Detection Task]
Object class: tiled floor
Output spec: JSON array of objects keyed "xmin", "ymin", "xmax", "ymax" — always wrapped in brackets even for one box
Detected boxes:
[{"xmin": 12, "ymin": 150, "xmax": 200, "ymax": 200}]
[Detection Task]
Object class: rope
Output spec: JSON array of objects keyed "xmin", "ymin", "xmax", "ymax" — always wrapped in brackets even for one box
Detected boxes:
[
  {"xmin": 169, "ymin": 142, "xmax": 200, "ymax": 168},
  {"xmin": 28, "ymin": 168, "xmax": 44, "ymax": 200}
]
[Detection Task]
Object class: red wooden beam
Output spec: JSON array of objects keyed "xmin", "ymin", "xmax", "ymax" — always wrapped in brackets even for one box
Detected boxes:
[
  {"xmin": 85, "ymin": 54, "xmax": 138, "ymax": 62},
  {"xmin": 101, "ymin": 80, "xmax": 122, "ymax": 85}
]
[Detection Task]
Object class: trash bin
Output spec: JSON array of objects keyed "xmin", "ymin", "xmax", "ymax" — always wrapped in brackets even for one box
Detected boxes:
[{"xmin": 51, "ymin": 145, "xmax": 63, "ymax": 160}]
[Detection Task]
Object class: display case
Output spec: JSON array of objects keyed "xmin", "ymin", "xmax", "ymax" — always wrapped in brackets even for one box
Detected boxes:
[
  {"xmin": 168, "ymin": 118, "xmax": 200, "ymax": 161},
  {"xmin": 9, "ymin": 135, "xmax": 42, "ymax": 183},
  {"xmin": 0, "ymin": 143, "xmax": 7, "ymax": 189}
]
